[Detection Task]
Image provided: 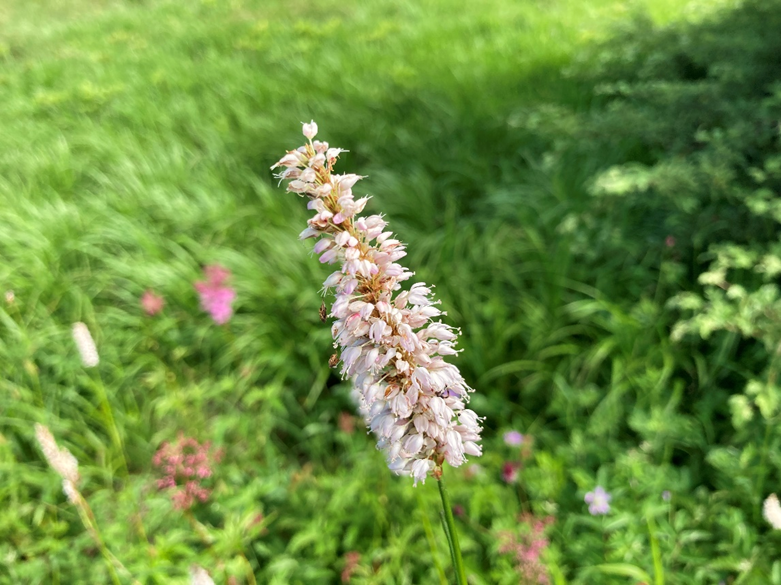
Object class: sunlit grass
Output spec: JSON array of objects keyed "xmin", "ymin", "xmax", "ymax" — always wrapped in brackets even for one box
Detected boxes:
[{"xmin": 2, "ymin": 0, "xmax": 754, "ymax": 582}]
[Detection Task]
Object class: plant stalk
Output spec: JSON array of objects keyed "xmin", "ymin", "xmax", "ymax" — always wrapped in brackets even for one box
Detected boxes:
[
  {"xmin": 437, "ymin": 471, "xmax": 468, "ymax": 585},
  {"xmin": 91, "ymin": 371, "xmax": 129, "ymax": 476}
]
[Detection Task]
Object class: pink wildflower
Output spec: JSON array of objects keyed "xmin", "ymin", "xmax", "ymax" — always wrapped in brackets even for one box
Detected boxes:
[
  {"xmin": 194, "ymin": 265, "xmax": 236, "ymax": 324},
  {"xmin": 498, "ymin": 513, "xmax": 554, "ymax": 584},
  {"xmin": 504, "ymin": 430, "xmax": 524, "ymax": 446},
  {"xmin": 271, "ymin": 121, "xmax": 483, "ymax": 485},
  {"xmin": 152, "ymin": 434, "xmax": 222, "ymax": 510},
  {"xmin": 341, "ymin": 551, "xmax": 361, "ymax": 583},
  {"xmin": 665, "ymin": 235, "xmax": 676, "ymax": 248},
  {"xmin": 141, "ymin": 290, "xmax": 165, "ymax": 316},
  {"xmin": 502, "ymin": 462, "xmax": 521, "ymax": 484},
  {"xmin": 584, "ymin": 485, "xmax": 611, "ymax": 515}
]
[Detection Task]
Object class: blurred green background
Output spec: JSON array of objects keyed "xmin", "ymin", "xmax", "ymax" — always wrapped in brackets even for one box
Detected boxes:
[{"xmin": 3, "ymin": 0, "xmax": 781, "ymax": 582}]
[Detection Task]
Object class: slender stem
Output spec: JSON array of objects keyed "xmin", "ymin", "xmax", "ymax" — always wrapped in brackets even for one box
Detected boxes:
[
  {"xmin": 185, "ymin": 511, "xmax": 214, "ymax": 545},
  {"xmin": 76, "ymin": 504, "xmax": 122, "ymax": 585},
  {"xmin": 91, "ymin": 371, "xmax": 129, "ymax": 476},
  {"xmin": 416, "ymin": 490, "xmax": 448, "ymax": 585},
  {"xmin": 437, "ymin": 471, "xmax": 468, "ymax": 585},
  {"xmin": 75, "ymin": 493, "xmax": 141, "ymax": 585},
  {"xmin": 241, "ymin": 552, "xmax": 258, "ymax": 585},
  {"xmin": 755, "ymin": 418, "xmax": 773, "ymax": 522},
  {"xmin": 439, "ymin": 511, "xmax": 457, "ymax": 579}
]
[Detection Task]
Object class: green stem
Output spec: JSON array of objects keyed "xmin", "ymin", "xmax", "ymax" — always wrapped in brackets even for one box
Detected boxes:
[
  {"xmin": 755, "ymin": 419, "xmax": 773, "ymax": 522},
  {"xmin": 91, "ymin": 371, "xmax": 128, "ymax": 476},
  {"xmin": 439, "ymin": 511, "xmax": 458, "ymax": 579},
  {"xmin": 416, "ymin": 491, "xmax": 448, "ymax": 585},
  {"xmin": 75, "ymin": 493, "xmax": 140, "ymax": 585},
  {"xmin": 437, "ymin": 471, "xmax": 468, "ymax": 585}
]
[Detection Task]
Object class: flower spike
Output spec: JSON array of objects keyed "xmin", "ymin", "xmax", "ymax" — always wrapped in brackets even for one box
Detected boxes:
[{"xmin": 272, "ymin": 122, "xmax": 483, "ymax": 485}]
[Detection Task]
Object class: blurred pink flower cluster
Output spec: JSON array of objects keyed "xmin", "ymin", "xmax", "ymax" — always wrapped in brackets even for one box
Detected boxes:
[
  {"xmin": 194, "ymin": 265, "xmax": 236, "ymax": 324},
  {"xmin": 271, "ymin": 121, "xmax": 482, "ymax": 485},
  {"xmin": 498, "ymin": 513, "xmax": 554, "ymax": 584},
  {"xmin": 140, "ymin": 264, "xmax": 236, "ymax": 324},
  {"xmin": 152, "ymin": 434, "xmax": 222, "ymax": 510},
  {"xmin": 141, "ymin": 290, "xmax": 165, "ymax": 316},
  {"xmin": 341, "ymin": 551, "xmax": 361, "ymax": 583}
]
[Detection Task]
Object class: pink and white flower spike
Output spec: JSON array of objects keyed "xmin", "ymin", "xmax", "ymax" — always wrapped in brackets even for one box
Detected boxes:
[{"xmin": 272, "ymin": 122, "xmax": 483, "ymax": 485}]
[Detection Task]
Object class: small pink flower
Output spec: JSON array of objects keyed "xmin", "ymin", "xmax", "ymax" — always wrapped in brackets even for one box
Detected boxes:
[
  {"xmin": 584, "ymin": 485, "xmax": 611, "ymax": 515},
  {"xmin": 341, "ymin": 551, "xmax": 361, "ymax": 583},
  {"xmin": 141, "ymin": 290, "xmax": 165, "ymax": 316},
  {"xmin": 665, "ymin": 235, "xmax": 676, "ymax": 248},
  {"xmin": 498, "ymin": 513, "xmax": 554, "ymax": 584},
  {"xmin": 194, "ymin": 265, "xmax": 236, "ymax": 324},
  {"xmin": 502, "ymin": 462, "xmax": 521, "ymax": 484},
  {"xmin": 152, "ymin": 434, "xmax": 222, "ymax": 510},
  {"xmin": 503, "ymin": 430, "xmax": 524, "ymax": 446}
]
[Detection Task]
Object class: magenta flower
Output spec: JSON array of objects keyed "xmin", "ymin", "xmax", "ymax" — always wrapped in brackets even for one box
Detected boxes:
[
  {"xmin": 584, "ymin": 485, "xmax": 611, "ymax": 515},
  {"xmin": 141, "ymin": 290, "xmax": 165, "ymax": 316},
  {"xmin": 502, "ymin": 461, "xmax": 521, "ymax": 484},
  {"xmin": 503, "ymin": 430, "xmax": 524, "ymax": 446},
  {"xmin": 194, "ymin": 265, "xmax": 236, "ymax": 324}
]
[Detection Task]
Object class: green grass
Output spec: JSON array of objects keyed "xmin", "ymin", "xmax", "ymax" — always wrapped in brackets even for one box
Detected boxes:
[{"xmin": 3, "ymin": 0, "xmax": 773, "ymax": 583}]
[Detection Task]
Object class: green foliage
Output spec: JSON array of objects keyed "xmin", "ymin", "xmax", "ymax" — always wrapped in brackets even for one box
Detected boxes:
[{"xmin": 2, "ymin": 0, "xmax": 781, "ymax": 583}]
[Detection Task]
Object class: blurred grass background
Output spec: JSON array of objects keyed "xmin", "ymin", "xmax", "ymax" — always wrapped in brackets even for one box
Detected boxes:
[{"xmin": 3, "ymin": 0, "xmax": 781, "ymax": 583}]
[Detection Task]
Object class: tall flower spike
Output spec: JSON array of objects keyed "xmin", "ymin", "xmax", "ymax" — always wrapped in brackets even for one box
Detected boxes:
[{"xmin": 272, "ymin": 122, "xmax": 483, "ymax": 485}]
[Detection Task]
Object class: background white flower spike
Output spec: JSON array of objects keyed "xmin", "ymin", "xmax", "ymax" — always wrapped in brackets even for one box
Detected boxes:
[
  {"xmin": 764, "ymin": 494, "xmax": 781, "ymax": 529},
  {"xmin": 190, "ymin": 565, "xmax": 216, "ymax": 585},
  {"xmin": 34, "ymin": 423, "xmax": 80, "ymax": 485},
  {"xmin": 72, "ymin": 322, "xmax": 99, "ymax": 368}
]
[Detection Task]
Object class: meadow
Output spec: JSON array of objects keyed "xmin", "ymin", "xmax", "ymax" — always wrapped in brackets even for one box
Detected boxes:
[{"xmin": 2, "ymin": 0, "xmax": 781, "ymax": 582}]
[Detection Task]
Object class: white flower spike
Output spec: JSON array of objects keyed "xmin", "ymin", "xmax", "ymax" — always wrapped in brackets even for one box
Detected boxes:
[
  {"xmin": 764, "ymin": 494, "xmax": 781, "ymax": 529},
  {"xmin": 72, "ymin": 322, "xmax": 99, "ymax": 368},
  {"xmin": 272, "ymin": 121, "xmax": 483, "ymax": 485},
  {"xmin": 190, "ymin": 565, "xmax": 216, "ymax": 585}
]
